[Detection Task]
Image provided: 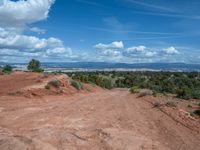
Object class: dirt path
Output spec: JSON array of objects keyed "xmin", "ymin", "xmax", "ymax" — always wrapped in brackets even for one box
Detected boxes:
[{"xmin": 0, "ymin": 88, "xmax": 200, "ymax": 150}]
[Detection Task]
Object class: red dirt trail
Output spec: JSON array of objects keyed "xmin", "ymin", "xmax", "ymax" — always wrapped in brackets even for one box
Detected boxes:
[{"xmin": 0, "ymin": 73, "xmax": 200, "ymax": 150}]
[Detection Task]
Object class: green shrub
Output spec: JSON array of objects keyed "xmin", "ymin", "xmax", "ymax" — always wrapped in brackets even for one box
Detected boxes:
[
  {"xmin": 48, "ymin": 80, "xmax": 61, "ymax": 88},
  {"xmin": 2, "ymin": 65, "xmax": 13, "ymax": 74},
  {"xmin": 129, "ymin": 86, "xmax": 140, "ymax": 93},
  {"xmin": 45, "ymin": 84, "xmax": 51, "ymax": 90},
  {"xmin": 192, "ymin": 90, "xmax": 200, "ymax": 99},
  {"xmin": 137, "ymin": 89, "xmax": 153, "ymax": 97},
  {"xmin": 71, "ymin": 80, "xmax": 83, "ymax": 90},
  {"xmin": 34, "ymin": 68, "xmax": 44, "ymax": 73},
  {"xmin": 176, "ymin": 87, "xmax": 192, "ymax": 100},
  {"xmin": 193, "ymin": 109, "xmax": 200, "ymax": 116},
  {"xmin": 101, "ymin": 78, "xmax": 113, "ymax": 89},
  {"xmin": 153, "ymin": 101, "xmax": 161, "ymax": 108},
  {"xmin": 27, "ymin": 59, "xmax": 43, "ymax": 72},
  {"xmin": 67, "ymin": 71, "xmax": 200, "ymax": 100}
]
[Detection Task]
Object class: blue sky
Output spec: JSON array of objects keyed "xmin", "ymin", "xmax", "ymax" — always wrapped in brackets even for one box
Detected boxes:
[{"xmin": 0, "ymin": 0, "xmax": 200, "ymax": 63}]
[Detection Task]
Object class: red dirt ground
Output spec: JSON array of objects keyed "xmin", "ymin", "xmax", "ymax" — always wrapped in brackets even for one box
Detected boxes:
[{"xmin": 0, "ymin": 72, "xmax": 200, "ymax": 150}]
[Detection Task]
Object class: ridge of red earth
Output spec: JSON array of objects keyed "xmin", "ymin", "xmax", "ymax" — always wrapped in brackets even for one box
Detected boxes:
[{"xmin": 0, "ymin": 72, "xmax": 199, "ymax": 150}]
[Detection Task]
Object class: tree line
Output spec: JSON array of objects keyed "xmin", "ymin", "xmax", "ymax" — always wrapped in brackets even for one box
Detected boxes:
[{"xmin": 67, "ymin": 71, "xmax": 200, "ymax": 100}]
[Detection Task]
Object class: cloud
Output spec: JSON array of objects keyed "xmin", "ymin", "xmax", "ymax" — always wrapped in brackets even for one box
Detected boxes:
[
  {"xmin": 124, "ymin": 45, "xmax": 157, "ymax": 58},
  {"xmin": 126, "ymin": 0, "xmax": 175, "ymax": 12},
  {"xmin": 76, "ymin": 0, "xmax": 103, "ymax": 7},
  {"xmin": 126, "ymin": 46, "xmax": 146, "ymax": 53},
  {"xmin": 0, "ymin": 0, "xmax": 55, "ymax": 27},
  {"xmin": 94, "ymin": 41, "xmax": 183, "ymax": 63},
  {"xmin": 94, "ymin": 41, "xmax": 124, "ymax": 58},
  {"xmin": 163, "ymin": 46, "xmax": 179, "ymax": 54},
  {"xmin": 94, "ymin": 41, "xmax": 124, "ymax": 50},
  {"xmin": 131, "ymin": 10, "xmax": 200, "ymax": 20},
  {"xmin": 145, "ymin": 51, "xmax": 157, "ymax": 57},
  {"xmin": 98, "ymin": 49, "xmax": 122, "ymax": 57},
  {"xmin": 30, "ymin": 27, "xmax": 46, "ymax": 34},
  {"xmin": 0, "ymin": 0, "xmax": 78, "ymax": 62},
  {"xmin": 0, "ymin": 29, "xmax": 63, "ymax": 51},
  {"xmin": 46, "ymin": 47, "xmax": 72, "ymax": 56},
  {"xmin": 92, "ymin": 39, "xmax": 189, "ymax": 63},
  {"xmin": 0, "ymin": 28, "xmax": 74, "ymax": 60}
]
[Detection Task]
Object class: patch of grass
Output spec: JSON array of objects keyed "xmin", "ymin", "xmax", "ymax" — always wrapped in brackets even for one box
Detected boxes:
[
  {"xmin": 48, "ymin": 80, "xmax": 61, "ymax": 88},
  {"xmin": 70, "ymin": 80, "xmax": 83, "ymax": 90}
]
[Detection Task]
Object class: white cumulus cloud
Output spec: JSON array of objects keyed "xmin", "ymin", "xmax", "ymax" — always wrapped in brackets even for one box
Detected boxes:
[
  {"xmin": 0, "ymin": 0, "xmax": 55, "ymax": 27},
  {"xmin": 126, "ymin": 45, "xmax": 146, "ymax": 53},
  {"xmin": 94, "ymin": 41, "xmax": 124, "ymax": 58},
  {"xmin": 30, "ymin": 27, "xmax": 46, "ymax": 34},
  {"xmin": 0, "ymin": 0, "xmax": 78, "ymax": 62},
  {"xmin": 94, "ymin": 41, "xmax": 124, "ymax": 50},
  {"xmin": 0, "ymin": 29, "xmax": 63, "ymax": 51},
  {"xmin": 163, "ymin": 46, "xmax": 179, "ymax": 54}
]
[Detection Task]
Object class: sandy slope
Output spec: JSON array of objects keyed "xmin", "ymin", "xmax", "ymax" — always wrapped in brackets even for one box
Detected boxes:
[{"xmin": 0, "ymin": 87, "xmax": 200, "ymax": 150}]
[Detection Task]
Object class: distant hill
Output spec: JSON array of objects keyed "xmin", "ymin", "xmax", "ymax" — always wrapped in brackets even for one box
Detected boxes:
[
  {"xmin": 41, "ymin": 62, "xmax": 200, "ymax": 71},
  {"xmin": 1, "ymin": 62, "xmax": 200, "ymax": 71}
]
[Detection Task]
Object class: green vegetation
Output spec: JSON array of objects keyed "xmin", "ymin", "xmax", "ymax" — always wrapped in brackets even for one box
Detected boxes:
[
  {"xmin": 45, "ymin": 84, "xmax": 51, "ymax": 90},
  {"xmin": 47, "ymin": 80, "xmax": 61, "ymax": 88},
  {"xmin": 70, "ymin": 72, "xmax": 114, "ymax": 89},
  {"xmin": 67, "ymin": 71, "xmax": 200, "ymax": 100},
  {"xmin": 137, "ymin": 89, "xmax": 153, "ymax": 97},
  {"xmin": 129, "ymin": 86, "xmax": 140, "ymax": 93},
  {"xmin": 2, "ymin": 65, "xmax": 13, "ymax": 74},
  {"xmin": 70, "ymin": 80, "xmax": 83, "ymax": 90},
  {"xmin": 27, "ymin": 59, "xmax": 43, "ymax": 72},
  {"xmin": 193, "ymin": 109, "xmax": 200, "ymax": 116}
]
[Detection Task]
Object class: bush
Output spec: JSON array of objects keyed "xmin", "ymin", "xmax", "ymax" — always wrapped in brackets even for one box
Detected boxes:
[
  {"xmin": 153, "ymin": 101, "xmax": 161, "ymax": 108},
  {"xmin": 165, "ymin": 100, "xmax": 177, "ymax": 108},
  {"xmin": 67, "ymin": 71, "xmax": 200, "ymax": 100},
  {"xmin": 71, "ymin": 80, "xmax": 83, "ymax": 90},
  {"xmin": 98, "ymin": 77, "xmax": 113, "ymax": 89},
  {"xmin": 193, "ymin": 109, "xmax": 200, "ymax": 116},
  {"xmin": 27, "ymin": 59, "xmax": 43, "ymax": 72},
  {"xmin": 2, "ymin": 65, "xmax": 13, "ymax": 74},
  {"xmin": 45, "ymin": 84, "xmax": 51, "ymax": 90},
  {"xmin": 192, "ymin": 90, "xmax": 200, "ymax": 99},
  {"xmin": 176, "ymin": 87, "xmax": 192, "ymax": 100},
  {"xmin": 129, "ymin": 86, "xmax": 140, "ymax": 93},
  {"xmin": 137, "ymin": 89, "xmax": 153, "ymax": 97},
  {"xmin": 48, "ymin": 80, "xmax": 61, "ymax": 88}
]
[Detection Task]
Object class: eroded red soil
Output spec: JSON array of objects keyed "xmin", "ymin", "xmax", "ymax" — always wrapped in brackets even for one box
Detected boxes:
[{"xmin": 0, "ymin": 72, "xmax": 199, "ymax": 150}]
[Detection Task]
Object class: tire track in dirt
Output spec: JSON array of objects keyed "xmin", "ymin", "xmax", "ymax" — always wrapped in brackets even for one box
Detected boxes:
[{"xmin": 0, "ymin": 88, "xmax": 200, "ymax": 149}]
